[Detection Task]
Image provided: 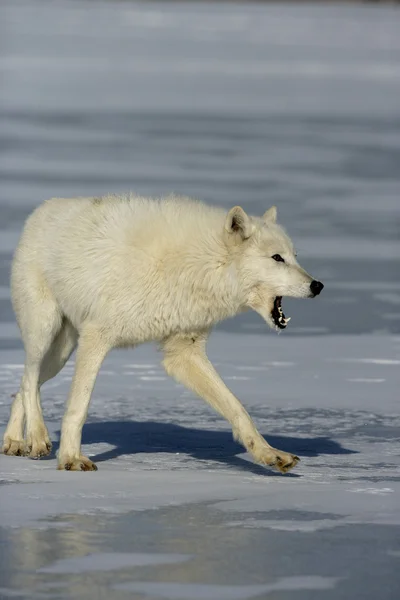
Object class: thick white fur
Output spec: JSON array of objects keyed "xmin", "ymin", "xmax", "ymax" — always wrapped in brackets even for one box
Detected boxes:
[{"xmin": 3, "ymin": 194, "xmax": 317, "ymax": 473}]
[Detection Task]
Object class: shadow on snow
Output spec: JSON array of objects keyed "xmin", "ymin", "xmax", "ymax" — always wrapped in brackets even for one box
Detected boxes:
[{"xmin": 53, "ymin": 420, "xmax": 357, "ymax": 477}]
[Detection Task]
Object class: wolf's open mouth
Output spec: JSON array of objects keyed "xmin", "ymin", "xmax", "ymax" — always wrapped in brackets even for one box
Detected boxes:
[{"xmin": 271, "ymin": 296, "xmax": 291, "ymax": 330}]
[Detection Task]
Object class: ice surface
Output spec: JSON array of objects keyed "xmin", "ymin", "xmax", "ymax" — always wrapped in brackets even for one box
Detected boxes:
[
  {"xmin": 0, "ymin": 334, "xmax": 399, "ymax": 598},
  {"xmin": 0, "ymin": 0, "xmax": 400, "ymax": 598},
  {"xmin": 38, "ymin": 553, "xmax": 191, "ymax": 574},
  {"xmin": 115, "ymin": 577, "xmax": 339, "ymax": 599}
]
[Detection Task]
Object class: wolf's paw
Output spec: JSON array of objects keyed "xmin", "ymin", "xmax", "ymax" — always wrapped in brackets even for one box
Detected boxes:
[
  {"xmin": 271, "ymin": 450, "xmax": 300, "ymax": 474},
  {"xmin": 251, "ymin": 443, "xmax": 299, "ymax": 474},
  {"xmin": 57, "ymin": 456, "xmax": 98, "ymax": 472},
  {"xmin": 25, "ymin": 430, "xmax": 52, "ymax": 458},
  {"xmin": 27, "ymin": 440, "xmax": 52, "ymax": 459},
  {"xmin": 2, "ymin": 437, "xmax": 27, "ymax": 456}
]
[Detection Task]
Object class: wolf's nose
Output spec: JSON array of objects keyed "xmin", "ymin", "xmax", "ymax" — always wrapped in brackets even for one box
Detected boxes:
[{"xmin": 310, "ymin": 280, "xmax": 324, "ymax": 296}]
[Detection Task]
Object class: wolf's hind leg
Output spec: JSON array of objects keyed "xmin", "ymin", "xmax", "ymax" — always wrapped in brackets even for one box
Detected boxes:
[
  {"xmin": 3, "ymin": 317, "xmax": 79, "ymax": 457},
  {"xmin": 4, "ymin": 320, "xmax": 62, "ymax": 458},
  {"xmin": 3, "ymin": 287, "xmax": 68, "ymax": 459},
  {"xmin": 2, "ymin": 391, "xmax": 25, "ymax": 455},
  {"xmin": 162, "ymin": 333, "xmax": 299, "ymax": 474}
]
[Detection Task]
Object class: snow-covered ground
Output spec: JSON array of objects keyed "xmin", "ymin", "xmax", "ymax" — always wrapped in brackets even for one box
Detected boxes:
[
  {"xmin": 0, "ymin": 1, "xmax": 400, "ymax": 599},
  {"xmin": 1, "ymin": 334, "xmax": 400, "ymax": 598}
]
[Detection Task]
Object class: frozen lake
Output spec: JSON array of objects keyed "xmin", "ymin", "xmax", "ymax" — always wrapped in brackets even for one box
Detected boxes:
[{"xmin": 0, "ymin": 1, "xmax": 400, "ymax": 599}]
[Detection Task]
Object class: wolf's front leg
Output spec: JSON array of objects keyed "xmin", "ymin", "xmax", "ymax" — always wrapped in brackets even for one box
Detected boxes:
[
  {"xmin": 58, "ymin": 325, "xmax": 109, "ymax": 471},
  {"xmin": 162, "ymin": 333, "xmax": 299, "ymax": 474}
]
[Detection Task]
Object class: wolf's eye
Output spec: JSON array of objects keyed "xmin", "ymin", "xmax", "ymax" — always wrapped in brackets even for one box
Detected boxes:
[{"xmin": 272, "ymin": 254, "xmax": 285, "ymax": 263}]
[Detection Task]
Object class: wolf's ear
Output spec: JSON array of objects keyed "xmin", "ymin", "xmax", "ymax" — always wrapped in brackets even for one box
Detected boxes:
[
  {"xmin": 225, "ymin": 206, "xmax": 254, "ymax": 240},
  {"xmin": 263, "ymin": 206, "xmax": 277, "ymax": 224}
]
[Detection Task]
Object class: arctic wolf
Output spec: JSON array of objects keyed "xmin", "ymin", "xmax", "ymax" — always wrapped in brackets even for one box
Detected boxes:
[{"xmin": 2, "ymin": 195, "xmax": 323, "ymax": 473}]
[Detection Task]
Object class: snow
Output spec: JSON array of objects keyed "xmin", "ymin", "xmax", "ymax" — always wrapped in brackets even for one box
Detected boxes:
[
  {"xmin": 0, "ymin": 334, "xmax": 399, "ymax": 596},
  {"xmin": 1, "ymin": 0, "xmax": 400, "ymax": 598}
]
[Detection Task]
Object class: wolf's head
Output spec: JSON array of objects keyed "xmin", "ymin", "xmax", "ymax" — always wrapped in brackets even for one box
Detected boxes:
[{"xmin": 224, "ymin": 205, "xmax": 323, "ymax": 331}]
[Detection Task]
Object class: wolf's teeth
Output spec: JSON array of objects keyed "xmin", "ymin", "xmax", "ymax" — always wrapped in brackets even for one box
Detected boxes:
[
  {"xmin": 278, "ymin": 306, "xmax": 283, "ymax": 314},
  {"xmin": 283, "ymin": 317, "xmax": 291, "ymax": 324}
]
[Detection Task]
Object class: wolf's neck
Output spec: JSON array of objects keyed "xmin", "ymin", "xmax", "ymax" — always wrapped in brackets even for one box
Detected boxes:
[{"xmin": 178, "ymin": 231, "xmax": 244, "ymax": 319}]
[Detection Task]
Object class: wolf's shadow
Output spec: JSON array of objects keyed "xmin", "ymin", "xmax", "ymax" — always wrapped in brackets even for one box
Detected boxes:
[{"xmin": 57, "ymin": 420, "xmax": 357, "ymax": 478}]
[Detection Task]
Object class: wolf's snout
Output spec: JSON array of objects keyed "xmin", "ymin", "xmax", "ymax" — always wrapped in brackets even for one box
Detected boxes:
[{"xmin": 310, "ymin": 280, "xmax": 324, "ymax": 297}]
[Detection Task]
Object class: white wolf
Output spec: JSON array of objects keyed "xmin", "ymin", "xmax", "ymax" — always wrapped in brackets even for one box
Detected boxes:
[{"xmin": 2, "ymin": 195, "xmax": 323, "ymax": 473}]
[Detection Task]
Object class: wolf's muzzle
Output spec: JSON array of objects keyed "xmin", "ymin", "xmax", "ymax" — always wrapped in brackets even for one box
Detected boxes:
[{"xmin": 310, "ymin": 280, "xmax": 324, "ymax": 297}]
